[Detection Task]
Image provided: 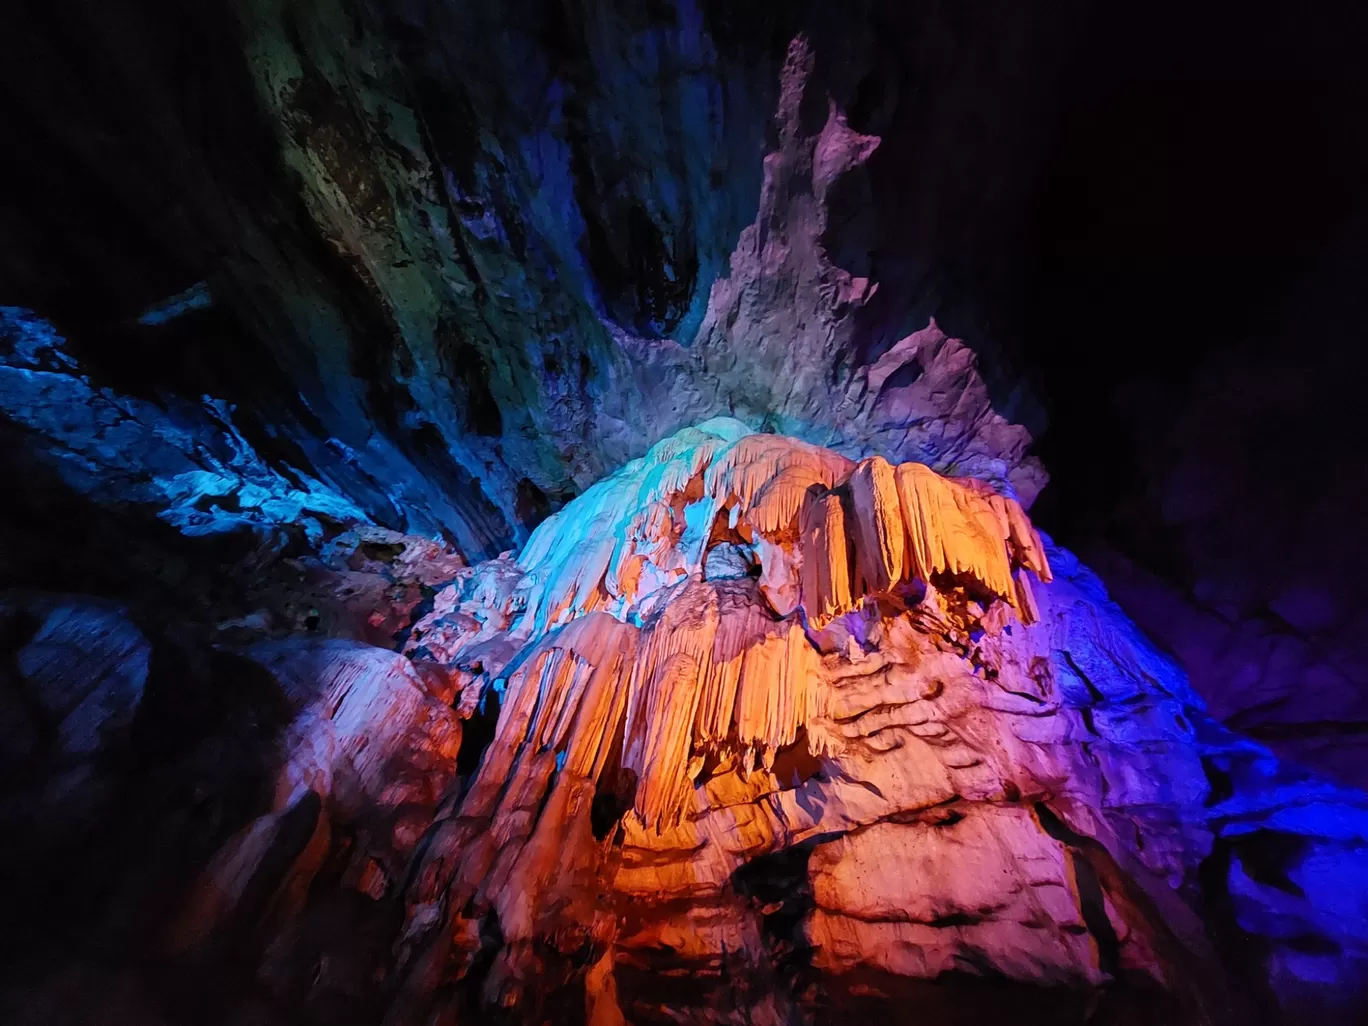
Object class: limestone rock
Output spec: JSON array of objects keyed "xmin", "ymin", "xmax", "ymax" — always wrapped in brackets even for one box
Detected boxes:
[
  {"xmin": 386, "ymin": 422, "xmax": 1248, "ymax": 1022},
  {"xmin": 243, "ymin": 640, "xmax": 462, "ymax": 819},
  {"xmin": 808, "ymin": 808, "xmax": 1097, "ymax": 984},
  {"xmin": 3, "ymin": 594, "xmax": 149, "ymax": 758},
  {"xmin": 0, "ymin": 13, "xmax": 1052, "ymax": 560},
  {"xmin": 3, "ymin": 425, "xmax": 1365, "ymax": 1025},
  {"xmin": 0, "ymin": 308, "xmax": 372, "ymax": 544}
]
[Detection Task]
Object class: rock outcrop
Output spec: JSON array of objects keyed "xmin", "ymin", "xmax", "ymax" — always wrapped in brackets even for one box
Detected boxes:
[
  {"xmin": 0, "ymin": 306, "xmax": 372, "ymax": 543},
  {"xmin": 167, "ymin": 640, "xmax": 462, "ymax": 954}
]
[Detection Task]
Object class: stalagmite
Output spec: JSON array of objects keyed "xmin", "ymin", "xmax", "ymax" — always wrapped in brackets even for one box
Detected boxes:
[{"xmin": 425, "ymin": 419, "xmax": 1054, "ymax": 845}]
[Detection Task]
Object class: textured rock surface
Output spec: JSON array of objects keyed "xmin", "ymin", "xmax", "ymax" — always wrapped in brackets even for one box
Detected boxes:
[
  {"xmin": 377, "ymin": 423, "xmax": 1366, "ymax": 1024},
  {"xmin": 1, "ymin": 2, "xmax": 1367, "ymax": 1023},
  {"xmin": 1094, "ymin": 546, "xmax": 1368, "ymax": 794},
  {"xmin": 0, "ymin": 307, "xmax": 372, "ymax": 542},
  {"xmin": 0, "ymin": 1, "xmax": 1061, "ymax": 557},
  {"xmin": 3, "ymin": 2, "xmax": 1364, "ymax": 808},
  {"xmin": 1069, "ymin": 347, "xmax": 1368, "ymax": 793},
  {"xmin": 0, "ymin": 594, "xmax": 150, "ymax": 847},
  {"xmin": 168, "ymin": 639, "xmax": 462, "ymax": 954}
]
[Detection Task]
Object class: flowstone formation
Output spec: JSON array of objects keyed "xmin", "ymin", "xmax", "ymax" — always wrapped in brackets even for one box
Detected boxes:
[{"xmin": 366, "ymin": 419, "xmax": 1365, "ymax": 1024}]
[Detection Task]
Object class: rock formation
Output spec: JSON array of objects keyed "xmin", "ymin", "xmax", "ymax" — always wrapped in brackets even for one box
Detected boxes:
[
  {"xmin": 3, "ymin": 422, "xmax": 1368, "ymax": 1025},
  {"xmin": 0, "ymin": 7, "xmax": 1054, "ymax": 553},
  {"xmin": 383, "ymin": 422, "xmax": 1368, "ymax": 1023}
]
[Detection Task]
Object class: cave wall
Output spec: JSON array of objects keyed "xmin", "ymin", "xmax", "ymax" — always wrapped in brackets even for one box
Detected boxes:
[
  {"xmin": 3, "ymin": 2, "xmax": 1368, "ymax": 1022},
  {"xmin": 1, "ymin": 0, "xmax": 1086, "ymax": 557}
]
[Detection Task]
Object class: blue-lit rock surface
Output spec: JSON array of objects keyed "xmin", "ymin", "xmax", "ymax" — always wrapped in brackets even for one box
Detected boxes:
[
  {"xmin": 0, "ymin": 595, "xmax": 149, "ymax": 846},
  {"xmin": 0, "ymin": 307, "xmax": 369, "ymax": 542}
]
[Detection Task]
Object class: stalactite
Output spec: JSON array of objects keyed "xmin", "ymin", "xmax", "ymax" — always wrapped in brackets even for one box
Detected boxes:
[
  {"xmin": 372, "ymin": 420, "xmax": 1187, "ymax": 1022},
  {"xmin": 800, "ymin": 491, "xmax": 856, "ymax": 624},
  {"xmin": 476, "ymin": 422, "xmax": 1055, "ymax": 823},
  {"xmin": 501, "ymin": 419, "xmax": 1048, "ymax": 648},
  {"xmin": 703, "ymin": 433, "xmax": 855, "ymax": 520},
  {"xmin": 623, "ymin": 583, "xmax": 719, "ymax": 830},
  {"xmin": 516, "ymin": 420, "xmax": 751, "ymax": 633},
  {"xmin": 617, "ymin": 580, "xmax": 823, "ymax": 832},
  {"xmin": 891, "ymin": 461, "xmax": 1051, "ymax": 618},
  {"xmin": 849, "ymin": 455, "xmax": 906, "ymax": 595}
]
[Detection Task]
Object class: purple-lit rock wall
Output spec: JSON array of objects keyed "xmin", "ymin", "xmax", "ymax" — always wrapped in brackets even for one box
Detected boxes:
[{"xmin": 1075, "ymin": 334, "xmax": 1368, "ymax": 793}]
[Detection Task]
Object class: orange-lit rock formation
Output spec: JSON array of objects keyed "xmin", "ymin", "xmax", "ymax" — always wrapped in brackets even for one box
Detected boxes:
[{"xmin": 386, "ymin": 420, "xmax": 1230, "ymax": 1023}]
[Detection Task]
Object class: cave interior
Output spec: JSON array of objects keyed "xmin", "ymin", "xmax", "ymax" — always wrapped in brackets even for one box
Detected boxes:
[{"xmin": 1, "ymin": 1, "xmax": 1367, "ymax": 1024}]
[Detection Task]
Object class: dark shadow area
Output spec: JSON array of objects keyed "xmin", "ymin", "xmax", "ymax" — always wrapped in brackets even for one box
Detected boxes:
[{"xmin": 1014, "ymin": 0, "xmax": 1368, "ymax": 567}]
